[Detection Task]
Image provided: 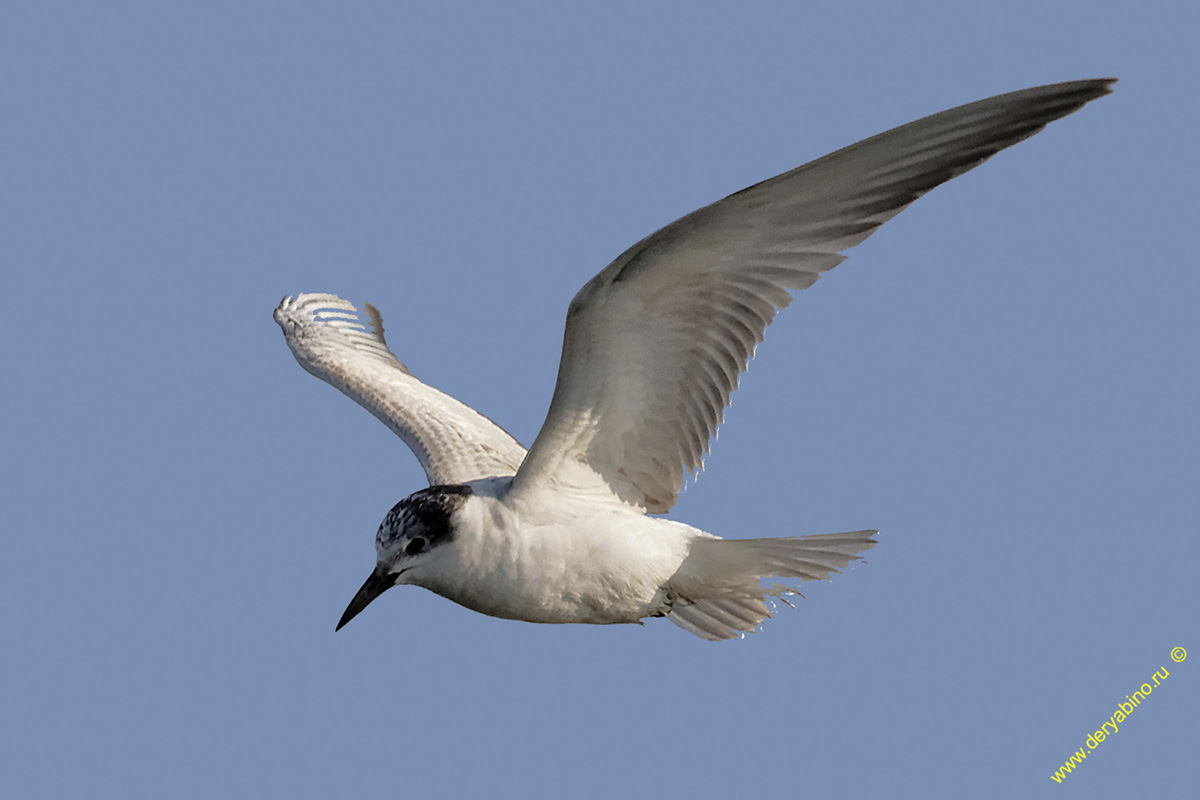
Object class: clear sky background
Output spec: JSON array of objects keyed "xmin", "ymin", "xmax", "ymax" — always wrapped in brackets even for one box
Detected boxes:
[{"xmin": 3, "ymin": 2, "xmax": 1196, "ymax": 797}]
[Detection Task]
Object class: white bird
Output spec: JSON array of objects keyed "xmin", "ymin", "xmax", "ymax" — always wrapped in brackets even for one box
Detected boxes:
[{"xmin": 275, "ymin": 79, "xmax": 1114, "ymax": 640}]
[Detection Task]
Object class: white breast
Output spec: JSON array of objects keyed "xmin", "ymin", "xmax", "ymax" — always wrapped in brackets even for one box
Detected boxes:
[{"xmin": 413, "ymin": 481, "xmax": 699, "ymax": 625}]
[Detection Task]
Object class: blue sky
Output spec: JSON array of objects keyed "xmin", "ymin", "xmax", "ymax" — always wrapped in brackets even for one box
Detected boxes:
[{"xmin": 3, "ymin": 2, "xmax": 1196, "ymax": 796}]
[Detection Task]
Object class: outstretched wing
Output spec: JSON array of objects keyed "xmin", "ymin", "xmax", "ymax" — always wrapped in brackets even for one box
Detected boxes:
[
  {"xmin": 274, "ymin": 293, "xmax": 527, "ymax": 485},
  {"xmin": 510, "ymin": 79, "xmax": 1115, "ymax": 513}
]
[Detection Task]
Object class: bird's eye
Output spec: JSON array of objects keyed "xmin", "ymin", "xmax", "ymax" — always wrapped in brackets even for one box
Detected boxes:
[{"xmin": 405, "ymin": 537, "xmax": 426, "ymax": 556}]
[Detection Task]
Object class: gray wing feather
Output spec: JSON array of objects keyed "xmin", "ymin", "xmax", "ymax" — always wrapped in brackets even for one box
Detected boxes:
[
  {"xmin": 274, "ymin": 293, "xmax": 526, "ymax": 485},
  {"xmin": 511, "ymin": 79, "xmax": 1115, "ymax": 512}
]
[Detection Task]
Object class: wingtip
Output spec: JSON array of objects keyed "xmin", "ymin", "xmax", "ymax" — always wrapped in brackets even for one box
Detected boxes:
[{"xmin": 1060, "ymin": 77, "xmax": 1118, "ymax": 103}]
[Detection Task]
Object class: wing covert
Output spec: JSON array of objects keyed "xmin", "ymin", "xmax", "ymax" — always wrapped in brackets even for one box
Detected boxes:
[{"xmin": 274, "ymin": 293, "xmax": 526, "ymax": 485}]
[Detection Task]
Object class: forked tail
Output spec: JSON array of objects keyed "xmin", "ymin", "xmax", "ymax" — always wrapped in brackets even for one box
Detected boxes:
[{"xmin": 667, "ymin": 530, "xmax": 877, "ymax": 641}]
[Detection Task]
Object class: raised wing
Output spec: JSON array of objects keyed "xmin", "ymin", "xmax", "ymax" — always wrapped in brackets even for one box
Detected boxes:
[
  {"xmin": 274, "ymin": 293, "xmax": 526, "ymax": 485},
  {"xmin": 510, "ymin": 79, "xmax": 1115, "ymax": 513}
]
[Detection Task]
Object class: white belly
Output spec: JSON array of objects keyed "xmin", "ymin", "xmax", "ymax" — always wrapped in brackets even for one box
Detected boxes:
[{"xmin": 414, "ymin": 493, "xmax": 702, "ymax": 625}]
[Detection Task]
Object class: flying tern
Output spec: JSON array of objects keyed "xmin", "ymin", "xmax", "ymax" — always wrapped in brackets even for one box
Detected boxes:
[{"xmin": 275, "ymin": 79, "xmax": 1114, "ymax": 640}]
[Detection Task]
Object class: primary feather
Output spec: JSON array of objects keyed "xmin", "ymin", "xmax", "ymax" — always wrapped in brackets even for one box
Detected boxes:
[{"xmin": 510, "ymin": 79, "xmax": 1115, "ymax": 513}]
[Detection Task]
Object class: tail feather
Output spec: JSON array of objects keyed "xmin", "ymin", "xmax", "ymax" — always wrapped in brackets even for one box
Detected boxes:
[
  {"xmin": 669, "ymin": 595, "xmax": 774, "ymax": 641},
  {"xmin": 667, "ymin": 530, "xmax": 877, "ymax": 641}
]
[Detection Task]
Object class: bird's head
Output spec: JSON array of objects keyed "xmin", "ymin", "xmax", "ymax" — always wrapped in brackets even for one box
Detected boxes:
[{"xmin": 335, "ymin": 484, "xmax": 473, "ymax": 630}]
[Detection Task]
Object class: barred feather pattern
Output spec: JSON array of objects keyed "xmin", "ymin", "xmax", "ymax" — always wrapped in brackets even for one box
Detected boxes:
[{"xmin": 274, "ymin": 293, "xmax": 527, "ymax": 486}]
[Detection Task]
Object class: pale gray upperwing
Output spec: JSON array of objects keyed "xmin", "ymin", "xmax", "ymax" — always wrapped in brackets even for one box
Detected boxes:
[
  {"xmin": 275, "ymin": 293, "xmax": 527, "ymax": 485},
  {"xmin": 510, "ymin": 79, "xmax": 1115, "ymax": 513}
]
